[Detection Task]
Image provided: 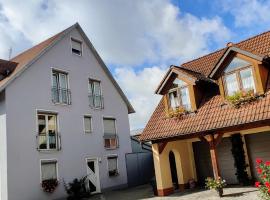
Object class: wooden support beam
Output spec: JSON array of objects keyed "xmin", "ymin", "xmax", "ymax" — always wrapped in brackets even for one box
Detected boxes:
[
  {"xmin": 214, "ymin": 133, "xmax": 224, "ymax": 147},
  {"xmin": 210, "ymin": 146, "xmax": 221, "ymax": 179},
  {"xmin": 158, "ymin": 142, "xmax": 168, "ymax": 154}
]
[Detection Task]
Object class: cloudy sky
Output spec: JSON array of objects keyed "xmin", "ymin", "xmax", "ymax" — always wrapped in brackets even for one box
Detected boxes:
[{"xmin": 0, "ymin": 0, "xmax": 269, "ymax": 130}]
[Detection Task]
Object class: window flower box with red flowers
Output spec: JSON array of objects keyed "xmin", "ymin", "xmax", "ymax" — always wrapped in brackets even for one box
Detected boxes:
[
  {"xmin": 255, "ymin": 158, "xmax": 270, "ymax": 199},
  {"xmin": 41, "ymin": 179, "xmax": 58, "ymax": 193}
]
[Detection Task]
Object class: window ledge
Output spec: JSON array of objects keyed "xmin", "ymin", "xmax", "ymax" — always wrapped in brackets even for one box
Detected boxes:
[
  {"xmin": 52, "ymin": 102, "xmax": 71, "ymax": 106},
  {"xmin": 105, "ymin": 147, "xmax": 119, "ymax": 150},
  {"xmin": 37, "ymin": 149, "xmax": 61, "ymax": 153}
]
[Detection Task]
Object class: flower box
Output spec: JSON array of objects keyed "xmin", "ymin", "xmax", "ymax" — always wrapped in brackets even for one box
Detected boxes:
[
  {"xmin": 226, "ymin": 89, "xmax": 260, "ymax": 108},
  {"xmin": 41, "ymin": 179, "xmax": 58, "ymax": 193},
  {"xmin": 168, "ymin": 106, "xmax": 189, "ymax": 118}
]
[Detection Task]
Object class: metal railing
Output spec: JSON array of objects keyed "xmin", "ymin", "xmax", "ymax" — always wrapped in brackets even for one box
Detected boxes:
[
  {"xmin": 36, "ymin": 133, "xmax": 61, "ymax": 151},
  {"xmin": 88, "ymin": 94, "xmax": 104, "ymax": 109},
  {"xmin": 51, "ymin": 87, "xmax": 71, "ymax": 105}
]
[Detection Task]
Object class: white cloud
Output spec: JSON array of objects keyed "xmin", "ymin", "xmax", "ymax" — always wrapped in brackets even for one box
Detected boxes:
[
  {"xmin": 219, "ymin": 0, "xmax": 270, "ymax": 28},
  {"xmin": 115, "ymin": 66, "xmax": 166, "ymax": 129},
  {"xmin": 0, "ymin": 0, "xmax": 232, "ymax": 129}
]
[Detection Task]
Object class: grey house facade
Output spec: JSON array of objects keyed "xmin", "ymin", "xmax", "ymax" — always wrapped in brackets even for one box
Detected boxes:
[{"xmin": 0, "ymin": 23, "xmax": 134, "ymax": 200}]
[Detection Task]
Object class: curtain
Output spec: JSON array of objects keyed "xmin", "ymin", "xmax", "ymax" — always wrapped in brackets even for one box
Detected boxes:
[
  {"xmin": 240, "ymin": 68, "xmax": 255, "ymax": 91},
  {"xmin": 41, "ymin": 161, "xmax": 57, "ymax": 180},
  {"xmin": 225, "ymin": 73, "xmax": 239, "ymax": 96},
  {"xmin": 180, "ymin": 87, "xmax": 191, "ymax": 110},
  {"xmin": 169, "ymin": 91, "xmax": 179, "ymax": 109},
  {"xmin": 108, "ymin": 157, "xmax": 117, "ymax": 171},
  {"xmin": 84, "ymin": 116, "xmax": 91, "ymax": 132}
]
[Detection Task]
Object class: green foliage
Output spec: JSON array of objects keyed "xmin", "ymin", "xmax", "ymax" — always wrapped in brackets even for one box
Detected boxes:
[
  {"xmin": 64, "ymin": 176, "xmax": 90, "ymax": 200},
  {"xmin": 226, "ymin": 89, "xmax": 258, "ymax": 108},
  {"xmin": 41, "ymin": 179, "xmax": 58, "ymax": 193},
  {"xmin": 205, "ymin": 177, "xmax": 226, "ymax": 190},
  {"xmin": 230, "ymin": 134, "xmax": 250, "ymax": 185}
]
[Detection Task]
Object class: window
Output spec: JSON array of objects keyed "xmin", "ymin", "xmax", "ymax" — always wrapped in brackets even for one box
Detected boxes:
[
  {"xmin": 103, "ymin": 118, "xmax": 118, "ymax": 149},
  {"xmin": 89, "ymin": 79, "xmax": 103, "ymax": 109},
  {"xmin": 71, "ymin": 38, "xmax": 82, "ymax": 56},
  {"xmin": 168, "ymin": 79, "xmax": 191, "ymax": 110},
  {"xmin": 37, "ymin": 113, "xmax": 60, "ymax": 150},
  {"xmin": 223, "ymin": 57, "xmax": 256, "ymax": 96},
  {"xmin": 41, "ymin": 160, "xmax": 58, "ymax": 181},
  {"xmin": 52, "ymin": 70, "xmax": 71, "ymax": 104},
  {"xmin": 107, "ymin": 156, "xmax": 118, "ymax": 177},
  {"xmin": 84, "ymin": 116, "xmax": 92, "ymax": 133}
]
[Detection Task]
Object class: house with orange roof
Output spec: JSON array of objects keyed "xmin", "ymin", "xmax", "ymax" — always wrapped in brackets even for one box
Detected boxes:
[
  {"xmin": 140, "ymin": 30, "xmax": 270, "ymax": 196},
  {"xmin": 0, "ymin": 23, "xmax": 134, "ymax": 200}
]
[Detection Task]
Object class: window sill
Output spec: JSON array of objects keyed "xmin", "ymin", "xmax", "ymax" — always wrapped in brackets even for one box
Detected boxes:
[
  {"xmin": 72, "ymin": 52, "xmax": 82, "ymax": 57},
  {"xmin": 84, "ymin": 131, "xmax": 92, "ymax": 134},
  {"xmin": 52, "ymin": 102, "xmax": 71, "ymax": 106},
  {"xmin": 105, "ymin": 147, "xmax": 119, "ymax": 150},
  {"xmin": 37, "ymin": 149, "xmax": 61, "ymax": 153},
  {"xmin": 109, "ymin": 172, "xmax": 119, "ymax": 177}
]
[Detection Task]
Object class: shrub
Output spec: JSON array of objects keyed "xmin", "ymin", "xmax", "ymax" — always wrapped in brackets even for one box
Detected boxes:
[
  {"xmin": 64, "ymin": 176, "xmax": 90, "ymax": 200},
  {"xmin": 255, "ymin": 159, "xmax": 270, "ymax": 199}
]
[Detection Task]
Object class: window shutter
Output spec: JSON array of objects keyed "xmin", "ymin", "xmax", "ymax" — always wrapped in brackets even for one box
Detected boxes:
[
  {"xmin": 84, "ymin": 116, "xmax": 91, "ymax": 132},
  {"xmin": 103, "ymin": 118, "xmax": 116, "ymax": 136},
  {"xmin": 41, "ymin": 161, "xmax": 57, "ymax": 180},
  {"xmin": 71, "ymin": 39, "xmax": 82, "ymax": 52},
  {"xmin": 108, "ymin": 157, "xmax": 117, "ymax": 171}
]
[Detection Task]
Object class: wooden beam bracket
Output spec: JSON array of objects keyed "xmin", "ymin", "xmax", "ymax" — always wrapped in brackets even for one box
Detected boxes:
[{"xmin": 158, "ymin": 142, "xmax": 168, "ymax": 154}]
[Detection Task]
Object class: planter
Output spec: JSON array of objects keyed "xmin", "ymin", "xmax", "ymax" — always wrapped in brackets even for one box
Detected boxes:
[{"xmin": 215, "ymin": 188, "xmax": 223, "ymax": 197}]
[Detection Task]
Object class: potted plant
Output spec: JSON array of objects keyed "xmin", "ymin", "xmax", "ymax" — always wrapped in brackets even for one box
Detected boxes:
[
  {"xmin": 41, "ymin": 179, "xmax": 58, "ymax": 193},
  {"xmin": 254, "ymin": 158, "xmax": 270, "ymax": 199},
  {"xmin": 168, "ymin": 106, "xmax": 188, "ymax": 118},
  {"xmin": 205, "ymin": 177, "xmax": 226, "ymax": 197}
]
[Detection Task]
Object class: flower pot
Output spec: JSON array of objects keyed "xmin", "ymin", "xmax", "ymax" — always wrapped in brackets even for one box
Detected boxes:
[{"xmin": 215, "ymin": 188, "xmax": 223, "ymax": 197}]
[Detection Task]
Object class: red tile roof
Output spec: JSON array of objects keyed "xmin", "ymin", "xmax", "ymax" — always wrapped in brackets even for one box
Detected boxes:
[{"xmin": 141, "ymin": 30, "xmax": 270, "ymax": 141}]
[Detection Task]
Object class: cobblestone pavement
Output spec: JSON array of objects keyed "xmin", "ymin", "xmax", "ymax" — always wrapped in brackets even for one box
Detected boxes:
[{"xmin": 90, "ymin": 185, "xmax": 259, "ymax": 200}]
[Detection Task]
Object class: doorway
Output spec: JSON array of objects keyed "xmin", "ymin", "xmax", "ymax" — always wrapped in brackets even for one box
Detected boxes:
[
  {"xmin": 86, "ymin": 158, "xmax": 101, "ymax": 194},
  {"xmin": 169, "ymin": 151, "xmax": 179, "ymax": 189}
]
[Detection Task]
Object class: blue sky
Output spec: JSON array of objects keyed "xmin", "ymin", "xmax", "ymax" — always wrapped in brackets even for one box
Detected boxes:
[{"xmin": 0, "ymin": 0, "xmax": 270, "ymax": 130}]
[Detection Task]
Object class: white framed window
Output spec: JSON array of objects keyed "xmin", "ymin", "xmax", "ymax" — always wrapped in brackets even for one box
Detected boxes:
[
  {"xmin": 223, "ymin": 57, "xmax": 256, "ymax": 96},
  {"xmin": 71, "ymin": 38, "xmax": 82, "ymax": 56},
  {"xmin": 40, "ymin": 160, "xmax": 58, "ymax": 181},
  {"xmin": 52, "ymin": 70, "xmax": 71, "ymax": 105},
  {"xmin": 37, "ymin": 113, "xmax": 60, "ymax": 150},
  {"xmin": 103, "ymin": 118, "xmax": 118, "ymax": 149},
  {"xmin": 107, "ymin": 155, "xmax": 118, "ymax": 177},
  {"xmin": 89, "ymin": 79, "xmax": 103, "ymax": 109},
  {"xmin": 168, "ymin": 79, "xmax": 191, "ymax": 110},
  {"xmin": 83, "ymin": 115, "xmax": 92, "ymax": 133}
]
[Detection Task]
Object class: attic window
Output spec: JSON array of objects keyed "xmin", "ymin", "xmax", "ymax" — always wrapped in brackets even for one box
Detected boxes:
[
  {"xmin": 168, "ymin": 79, "xmax": 191, "ymax": 110},
  {"xmin": 223, "ymin": 57, "xmax": 256, "ymax": 96},
  {"xmin": 71, "ymin": 38, "xmax": 82, "ymax": 56}
]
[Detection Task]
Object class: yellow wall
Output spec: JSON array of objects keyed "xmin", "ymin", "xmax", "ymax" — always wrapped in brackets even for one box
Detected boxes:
[{"xmin": 152, "ymin": 140, "xmax": 196, "ymax": 190}]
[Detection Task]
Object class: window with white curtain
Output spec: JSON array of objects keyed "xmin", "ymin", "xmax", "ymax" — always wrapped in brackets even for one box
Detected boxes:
[
  {"xmin": 84, "ymin": 116, "xmax": 92, "ymax": 133},
  {"xmin": 52, "ymin": 70, "xmax": 71, "ymax": 104},
  {"xmin": 41, "ymin": 160, "xmax": 57, "ymax": 181},
  {"xmin": 107, "ymin": 156, "xmax": 118, "ymax": 176},
  {"xmin": 89, "ymin": 79, "xmax": 103, "ymax": 109},
  {"xmin": 168, "ymin": 78, "xmax": 191, "ymax": 110},
  {"xmin": 223, "ymin": 57, "xmax": 256, "ymax": 96}
]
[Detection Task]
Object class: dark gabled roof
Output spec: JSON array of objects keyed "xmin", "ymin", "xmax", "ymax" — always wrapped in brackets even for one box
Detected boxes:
[{"xmin": 0, "ymin": 23, "xmax": 135, "ymax": 114}]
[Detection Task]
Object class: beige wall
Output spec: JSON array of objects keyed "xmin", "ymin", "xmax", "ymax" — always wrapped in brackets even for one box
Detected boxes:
[{"xmin": 152, "ymin": 140, "xmax": 196, "ymax": 190}]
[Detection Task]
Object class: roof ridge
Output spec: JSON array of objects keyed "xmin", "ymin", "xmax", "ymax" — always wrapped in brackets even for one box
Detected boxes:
[{"xmin": 181, "ymin": 29, "xmax": 270, "ymax": 69}]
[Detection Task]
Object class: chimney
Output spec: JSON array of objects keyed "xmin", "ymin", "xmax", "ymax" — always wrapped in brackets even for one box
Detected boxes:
[{"xmin": 227, "ymin": 42, "xmax": 233, "ymax": 47}]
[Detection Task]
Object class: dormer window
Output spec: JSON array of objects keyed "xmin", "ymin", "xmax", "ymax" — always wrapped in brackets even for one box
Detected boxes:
[
  {"xmin": 71, "ymin": 38, "xmax": 82, "ymax": 56},
  {"xmin": 223, "ymin": 57, "xmax": 256, "ymax": 96},
  {"xmin": 168, "ymin": 79, "xmax": 191, "ymax": 110}
]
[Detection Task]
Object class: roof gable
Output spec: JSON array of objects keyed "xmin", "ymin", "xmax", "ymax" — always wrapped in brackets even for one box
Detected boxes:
[
  {"xmin": 209, "ymin": 46, "xmax": 264, "ymax": 79},
  {"xmin": 0, "ymin": 23, "xmax": 135, "ymax": 113}
]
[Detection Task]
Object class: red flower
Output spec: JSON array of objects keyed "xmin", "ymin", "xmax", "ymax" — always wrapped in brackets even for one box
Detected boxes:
[
  {"xmin": 266, "ymin": 161, "xmax": 270, "ymax": 166},
  {"xmin": 265, "ymin": 182, "xmax": 270, "ymax": 188},
  {"xmin": 256, "ymin": 158, "xmax": 263, "ymax": 164},
  {"xmin": 255, "ymin": 182, "xmax": 261, "ymax": 187},
  {"xmin": 257, "ymin": 168, "xmax": 263, "ymax": 174},
  {"xmin": 263, "ymin": 175, "xmax": 267, "ymax": 179},
  {"xmin": 268, "ymin": 188, "xmax": 270, "ymax": 193}
]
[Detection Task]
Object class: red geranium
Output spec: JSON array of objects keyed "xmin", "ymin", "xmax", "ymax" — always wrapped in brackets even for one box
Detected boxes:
[
  {"xmin": 256, "ymin": 158, "xmax": 263, "ymax": 164},
  {"xmin": 263, "ymin": 175, "xmax": 267, "ymax": 179},
  {"xmin": 265, "ymin": 182, "xmax": 270, "ymax": 188},
  {"xmin": 257, "ymin": 168, "xmax": 263, "ymax": 174},
  {"xmin": 255, "ymin": 181, "xmax": 261, "ymax": 188},
  {"xmin": 266, "ymin": 161, "xmax": 270, "ymax": 166}
]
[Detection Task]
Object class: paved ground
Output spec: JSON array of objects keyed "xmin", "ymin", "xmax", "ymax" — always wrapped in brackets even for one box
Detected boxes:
[{"xmin": 90, "ymin": 184, "xmax": 259, "ymax": 200}]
